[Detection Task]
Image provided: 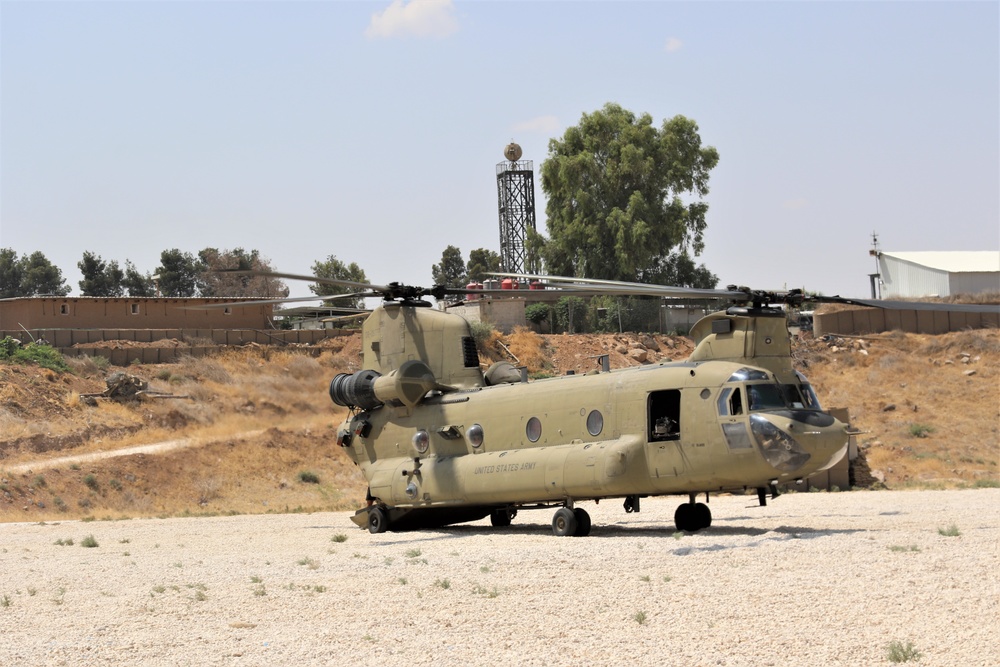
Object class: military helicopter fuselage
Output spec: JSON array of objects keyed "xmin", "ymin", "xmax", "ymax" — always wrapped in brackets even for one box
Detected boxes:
[{"xmin": 331, "ymin": 300, "xmax": 848, "ymax": 535}]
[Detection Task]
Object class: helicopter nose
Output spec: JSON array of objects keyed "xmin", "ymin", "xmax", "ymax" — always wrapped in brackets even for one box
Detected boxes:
[
  {"xmin": 751, "ymin": 412, "xmax": 849, "ymax": 475},
  {"xmin": 749, "ymin": 414, "xmax": 812, "ymax": 472}
]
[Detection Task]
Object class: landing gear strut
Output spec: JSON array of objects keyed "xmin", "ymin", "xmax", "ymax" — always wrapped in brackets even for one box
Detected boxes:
[{"xmin": 674, "ymin": 495, "xmax": 711, "ymax": 532}]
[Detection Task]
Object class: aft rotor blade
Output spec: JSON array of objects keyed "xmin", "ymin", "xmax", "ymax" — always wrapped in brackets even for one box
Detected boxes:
[
  {"xmin": 808, "ymin": 295, "xmax": 1000, "ymax": 313},
  {"xmin": 490, "ymin": 272, "xmax": 747, "ymax": 300}
]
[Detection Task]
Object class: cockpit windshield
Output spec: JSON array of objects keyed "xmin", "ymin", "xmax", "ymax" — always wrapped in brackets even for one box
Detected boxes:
[
  {"xmin": 746, "ymin": 383, "xmax": 786, "ymax": 411},
  {"xmin": 742, "ymin": 374, "xmax": 823, "ymax": 412}
]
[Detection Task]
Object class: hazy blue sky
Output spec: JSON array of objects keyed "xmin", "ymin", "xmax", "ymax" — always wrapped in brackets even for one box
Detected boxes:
[{"xmin": 2, "ymin": 0, "xmax": 997, "ymax": 301}]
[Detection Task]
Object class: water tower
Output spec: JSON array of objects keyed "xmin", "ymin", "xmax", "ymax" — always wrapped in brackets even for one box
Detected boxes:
[{"xmin": 496, "ymin": 142, "xmax": 538, "ymax": 274}]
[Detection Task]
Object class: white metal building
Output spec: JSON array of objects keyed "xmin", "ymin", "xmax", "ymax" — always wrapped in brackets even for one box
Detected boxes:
[{"xmin": 877, "ymin": 251, "xmax": 1000, "ymax": 298}]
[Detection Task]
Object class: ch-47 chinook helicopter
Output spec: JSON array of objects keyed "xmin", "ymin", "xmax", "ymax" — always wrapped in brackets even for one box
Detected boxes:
[{"xmin": 218, "ymin": 270, "xmax": 997, "ymax": 536}]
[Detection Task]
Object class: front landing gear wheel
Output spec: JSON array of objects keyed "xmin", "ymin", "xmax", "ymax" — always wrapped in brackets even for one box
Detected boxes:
[
  {"xmin": 368, "ymin": 507, "xmax": 389, "ymax": 534},
  {"xmin": 693, "ymin": 502, "xmax": 712, "ymax": 530},
  {"xmin": 572, "ymin": 508, "xmax": 592, "ymax": 537},
  {"xmin": 674, "ymin": 503, "xmax": 694, "ymax": 532},
  {"xmin": 552, "ymin": 507, "xmax": 578, "ymax": 536},
  {"xmin": 674, "ymin": 502, "xmax": 711, "ymax": 532}
]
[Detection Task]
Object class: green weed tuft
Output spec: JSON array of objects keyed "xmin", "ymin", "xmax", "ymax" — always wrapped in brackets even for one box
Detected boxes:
[
  {"xmin": 886, "ymin": 640, "xmax": 922, "ymax": 663},
  {"xmin": 937, "ymin": 524, "xmax": 961, "ymax": 537}
]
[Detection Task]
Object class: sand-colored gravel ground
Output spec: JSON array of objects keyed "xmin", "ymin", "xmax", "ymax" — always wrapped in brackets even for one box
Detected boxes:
[{"xmin": 1, "ymin": 489, "xmax": 997, "ymax": 666}]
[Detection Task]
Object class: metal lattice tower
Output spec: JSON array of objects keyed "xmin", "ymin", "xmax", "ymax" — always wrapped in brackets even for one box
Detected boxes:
[{"xmin": 496, "ymin": 143, "xmax": 537, "ymax": 274}]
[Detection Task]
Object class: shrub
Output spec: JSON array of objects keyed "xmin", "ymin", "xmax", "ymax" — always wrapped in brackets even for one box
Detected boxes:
[
  {"xmin": 80, "ymin": 535, "xmax": 99, "ymax": 548},
  {"xmin": 525, "ymin": 303, "xmax": 550, "ymax": 325},
  {"xmin": 297, "ymin": 471, "xmax": 320, "ymax": 484},
  {"xmin": 84, "ymin": 474, "xmax": 99, "ymax": 491},
  {"xmin": 467, "ymin": 320, "xmax": 496, "ymax": 348},
  {"xmin": 937, "ymin": 524, "xmax": 961, "ymax": 537},
  {"xmin": 0, "ymin": 338, "xmax": 70, "ymax": 372},
  {"xmin": 908, "ymin": 423, "xmax": 935, "ymax": 438},
  {"xmin": 886, "ymin": 640, "xmax": 922, "ymax": 663}
]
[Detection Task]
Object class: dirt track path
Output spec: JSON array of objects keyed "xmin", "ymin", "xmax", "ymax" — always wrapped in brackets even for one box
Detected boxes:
[{"xmin": 2, "ymin": 430, "xmax": 266, "ymax": 475}]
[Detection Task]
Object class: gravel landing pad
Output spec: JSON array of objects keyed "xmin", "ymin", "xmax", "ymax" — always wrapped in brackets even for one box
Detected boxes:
[{"xmin": 1, "ymin": 489, "xmax": 997, "ymax": 666}]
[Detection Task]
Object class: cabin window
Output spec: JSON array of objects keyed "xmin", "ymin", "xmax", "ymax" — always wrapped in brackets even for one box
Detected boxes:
[
  {"xmin": 526, "ymin": 417, "xmax": 542, "ymax": 443},
  {"xmin": 468, "ymin": 423, "xmax": 484, "ymax": 448},
  {"xmin": 648, "ymin": 390, "xmax": 680, "ymax": 442},
  {"xmin": 130, "ymin": 303, "xmax": 140, "ymax": 315},
  {"xmin": 586, "ymin": 410, "xmax": 604, "ymax": 436},
  {"xmin": 59, "ymin": 304, "xmax": 69, "ymax": 315},
  {"xmin": 411, "ymin": 430, "xmax": 430, "ymax": 454}
]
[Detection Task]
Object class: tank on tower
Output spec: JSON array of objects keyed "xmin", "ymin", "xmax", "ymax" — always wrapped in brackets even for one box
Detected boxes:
[{"xmin": 496, "ymin": 142, "xmax": 538, "ymax": 274}]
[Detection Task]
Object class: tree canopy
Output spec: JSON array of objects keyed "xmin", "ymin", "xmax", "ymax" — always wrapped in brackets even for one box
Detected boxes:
[
  {"xmin": 0, "ymin": 249, "xmax": 70, "ymax": 297},
  {"xmin": 155, "ymin": 249, "xmax": 201, "ymax": 297},
  {"xmin": 78, "ymin": 251, "xmax": 125, "ymax": 297},
  {"xmin": 197, "ymin": 248, "xmax": 288, "ymax": 299},
  {"xmin": 431, "ymin": 245, "xmax": 467, "ymax": 288},
  {"xmin": 466, "ymin": 248, "xmax": 502, "ymax": 283},
  {"xmin": 539, "ymin": 102, "xmax": 719, "ymax": 285},
  {"xmin": 310, "ymin": 255, "xmax": 369, "ymax": 309}
]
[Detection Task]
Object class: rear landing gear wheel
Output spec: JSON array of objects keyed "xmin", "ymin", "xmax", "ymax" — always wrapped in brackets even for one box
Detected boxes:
[
  {"xmin": 368, "ymin": 507, "xmax": 388, "ymax": 534},
  {"xmin": 490, "ymin": 508, "xmax": 516, "ymax": 527},
  {"xmin": 572, "ymin": 508, "xmax": 592, "ymax": 537},
  {"xmin": 552, "ymin": 507, "xmax": 578, "ymax": 536}
]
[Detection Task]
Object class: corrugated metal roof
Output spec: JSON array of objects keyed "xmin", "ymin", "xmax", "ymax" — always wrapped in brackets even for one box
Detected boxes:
[{"xmin": 881, "ymin": 251, "xmax": 1000, "ymax": 273}]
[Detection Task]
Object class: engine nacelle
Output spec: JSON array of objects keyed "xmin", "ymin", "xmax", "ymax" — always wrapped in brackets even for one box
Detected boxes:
[{"xmin": 329, "ymin": 360, "xmax": 443, "ymax": 410}]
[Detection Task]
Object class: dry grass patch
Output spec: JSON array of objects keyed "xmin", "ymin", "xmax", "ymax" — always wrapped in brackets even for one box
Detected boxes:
[
  {"xmin": 504, "ymin": 327, "xmax": 550, "ymax": 373},
  {"xmin": 801, "ymin": 328, "xmax": 999, "ymax": 487}
]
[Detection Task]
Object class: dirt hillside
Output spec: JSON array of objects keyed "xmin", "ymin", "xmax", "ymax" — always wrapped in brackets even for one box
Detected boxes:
[{"xmin": 0, "ymin": 326, "xmax": 997, "ymax": 522}]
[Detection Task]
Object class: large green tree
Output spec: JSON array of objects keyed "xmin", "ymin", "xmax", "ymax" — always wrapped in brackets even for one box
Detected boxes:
[
  {"xmin": 197, "ymin": 247, "xmax": 288, "ymax": 298},
  {"xmin": 0, "ymin": 248, "xmax": 24, "ymax": 298},
  {"xmin": 78, "ymin": 251, "xmax": 125, "ymax": 297},
  {"xmin": 431, "ymin": 245, "xmax": 467, "ymax": 287},
  {"xmin": 310, "ymin": 255, "xmax": 369, "ymax": 309},
  {"xmin": 155, "ymin": 249, "xmax": 201, "ymax": 297},
  {"xmin": 0, "ymin": 249, "xmax": 70, "ymax": 297},
  {"xmin": 122, "ymin": 260, "xmax": 155, "ymax": 297},
  {"xmin": 466, "ymin": 248, "xmax": 502, "ymax": 283},
  {"xmin": 539, "ymin": 103, "xmax": 719, "ymax": 284}
]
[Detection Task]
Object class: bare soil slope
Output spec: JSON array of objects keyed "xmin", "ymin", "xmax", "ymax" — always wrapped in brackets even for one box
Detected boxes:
[{"xmin": 1, "ymin": 327, "xmax": 997, "ymax": 522}]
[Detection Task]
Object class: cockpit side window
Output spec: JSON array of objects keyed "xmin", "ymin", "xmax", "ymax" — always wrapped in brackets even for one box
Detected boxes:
[
  {"xmin": 730, "ymin": 388, "xmax": 743, "ymax": 416},
  {"xmin": 717, "ymin": 387, "xmax": 732, "ymax": 416},
  {"xmin": 782, "ymin": 384, "xmax": 805, "ymax": 408}
]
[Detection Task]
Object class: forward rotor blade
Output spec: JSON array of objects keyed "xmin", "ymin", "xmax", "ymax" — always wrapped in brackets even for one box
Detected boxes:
[
  {"xmin": 218, "ymin": 269, "xmax": 389, "ymax": 293},
  {"xmin": 182, "ymin": 292, "xmax": 378, "ymax": 310}
]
